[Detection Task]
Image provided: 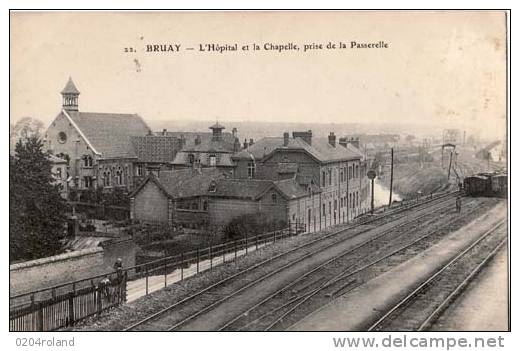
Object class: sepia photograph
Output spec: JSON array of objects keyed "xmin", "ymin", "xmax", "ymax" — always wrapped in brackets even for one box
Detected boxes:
[{"xmin": 9, "ymin": 10, "xmax": 509, "ymax": 335}]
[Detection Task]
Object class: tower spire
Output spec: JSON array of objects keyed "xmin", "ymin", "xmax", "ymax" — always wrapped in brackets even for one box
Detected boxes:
[{"xmin": 61, "ymin": 77, "xmax": 80, "ymax": 111}]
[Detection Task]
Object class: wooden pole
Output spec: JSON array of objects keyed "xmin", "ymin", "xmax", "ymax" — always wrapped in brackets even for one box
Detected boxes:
[
  {"xmin": 388, "ymin": 148, "xmax": 394, "ymax": 207},
  {"xmin": 371, "ymin": 178, "xmax": 375, "ymax": 215},
  {"xmin": 448, "ymin": 151, "xmax": 453, "ymax": 180}
]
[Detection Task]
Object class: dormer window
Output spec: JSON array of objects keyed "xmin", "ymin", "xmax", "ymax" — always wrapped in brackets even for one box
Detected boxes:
[{"xmin": 271, "ymin": 193, "xmax": 278, "ymax": 203}]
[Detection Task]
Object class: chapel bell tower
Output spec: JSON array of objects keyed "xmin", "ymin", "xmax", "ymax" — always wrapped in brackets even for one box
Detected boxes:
[{"xmin": 61, "ymin": 77, "xmax": 80, "ymax": 112}]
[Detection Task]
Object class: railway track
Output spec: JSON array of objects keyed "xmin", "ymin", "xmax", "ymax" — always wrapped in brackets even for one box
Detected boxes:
[
  {"xmin": 123, "ymin": 192, "xmax": 460, "ymax": 331},
  {"xmin": 218, "ymin": 199, "xmax": 489, "ymax": 331},
  {"xmin": 367, "ymin": 220, "xmax": 507, "ymax": 331}
]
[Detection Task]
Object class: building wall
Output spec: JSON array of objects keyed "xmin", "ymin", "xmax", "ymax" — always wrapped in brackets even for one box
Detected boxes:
[
  {"xmin": 98, "ymin": 158, "xmax": 136, "ymax": 190},
  {"xmin": 132, "ymin": 181, "xmax": 169, "ymax": 223},
  {"xmin": 234, "ymin": 148, "xmax": 371, "ymax": 231},
  {"xmin": 45, "ymin": 111, "xmax": 98, "ymax": 191},
  {"xmin": 258, "ymin": 151, "xmax": 320, "ymax": 182},
  {"xmin": 9, "ymin": 239, "xmax": 136, "ymax": 296},
  {"xmin": 50, "ymin": 161, "xmax": 68, "ymax": 199},
  {"xmin": 208, "ymin": 196, "xmax": 288, "ymax": 227}
]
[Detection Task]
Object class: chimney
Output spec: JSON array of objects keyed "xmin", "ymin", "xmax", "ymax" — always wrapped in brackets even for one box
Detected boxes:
[
  {"xmin": 249, "ymin": 138, "xmax": 254, "ymax": 147},
  {"xmin": 283, "ymin": 132, "xmax": 289, "ymax": 146},
  {"xmin": 233, "ymin": 137, "xmax": 240, "ymax": 152},
  {"xmin": 292, "ymin": 130, "xmax": 313, "ymax": 145},
  {"xmin": 243, "ymin": 138, "xmax": 248, "ymax": 149},
  {"xmin": 195, "ymin": 135, "xmax": 201, "ymax": 146},
  {"xmin": 232, "ymin": 127, "xmax": 237, "ymax": 138},
  {"xmin": 350, "ymin": 137, "xmax": 360, "ymax": 149},
  {"xmin": 328, "ymin": 132, "xmax": 336, "ymax": 147},
  {"xmin": 162, "ymin": 129, "xmax": 167, "ymax": 136}
]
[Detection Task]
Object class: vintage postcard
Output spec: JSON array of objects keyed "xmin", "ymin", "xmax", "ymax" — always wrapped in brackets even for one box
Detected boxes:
[{"xmin": 9, "ymin": 10, "xmax": 509, "ymax": 336}]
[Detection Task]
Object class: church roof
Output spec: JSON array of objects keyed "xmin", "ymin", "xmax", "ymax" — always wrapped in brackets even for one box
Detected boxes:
[
  {"xmin": 64, "ymin": 110, "xmax": 151, "ymax": 158},
  {"xmin": 61, "ymin": 77, "xmax": 80, "ymax": 95}
]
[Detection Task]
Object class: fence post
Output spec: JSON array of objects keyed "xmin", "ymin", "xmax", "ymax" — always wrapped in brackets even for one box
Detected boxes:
[
  {"xmin": 96, "ymin": 288, "xmax": 102, "ymax": 315},
  {"xmin": 122, "ymin": 271, "xmax": 128, "ymax": 303},
  {"xmin": 181, "ymin": 253, "xmax": 184, "ymax": 281},
  {"xmin": 273, "ymin": 230, "xmax": 276, "ymax": 243},
  {"xmin": 288, "ymin": 220, "xmax": 292, "ymax": 235},
  {"xmin": 256, "ymin": 234, "xmax": 259, "ymax": 250},
  {"xmin": 145, "ymin": 265, "xmax": 149, "ymax": 295},
  {"xmin": 222, "ymin": 244, "xmax": 226, "ymax": 263},
  {"xmin": 210, "ymin": 244, "xmax": 213, "ymax": 269},
  {"xmin": 234, "ymin": 240, "xmax": 238, "ymax": 262},
  {"xmin": 68, "ymin": 291, "xmax": 75, "ymax": 326},
  {"xmin": 36, "ymin": 302, "xmax": 43, "ymax": 331},
  {"xmin": 196, "ymin": 248, "xmax": 200, "ymax": 274},
  {"xmin": 245, "ymin": 233, "xmax": 248, "ymax": 254}
]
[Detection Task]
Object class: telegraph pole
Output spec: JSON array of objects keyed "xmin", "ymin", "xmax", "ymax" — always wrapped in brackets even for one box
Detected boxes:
[
  {"xmin": 448, "ymin": 151, "xmax": 453, "ymax": 180},
  {"xmin": 388, "ymin": 148, "xmax": 394, "ymax": 207},
  {"xmin": 367, "ymin": 170, "xmax": 376, "ymax": 214}
]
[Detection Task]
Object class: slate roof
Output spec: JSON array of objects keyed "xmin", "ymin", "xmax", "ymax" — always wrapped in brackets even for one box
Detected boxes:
[
  {"xmin": 174, "ymin": 152, "xmax": 235, "ymax": 167},
  {"xmin": 273, "ymin": 178, "xmax": 309, "ymax": 199},
  {"xmin": 209, "ymin": 179, "xmax": 274, "ymax": 200},
  {"xmin": 162, "ymin": 131, "xmax": 236, "ymax": 148},
  {"xmin": 244, "ymin": 136, "xmax": 363, "ymax": 163},
  {"xmin": 184, "ymin": 138, "xmax": 236, "ymax": 153},
  {"xmin": 209, "ymin": 122, "xmax": 225, "ymax": 130},
  {"xmin": 47, "ymin": 153, "xmax": 67, "ymax": 164},
  {"xmin": 61, "ymin": 77, "xmax": 80, "ymax": 94},
  {"xmin": 65, "ymin": 111, "xmax": 151, "ymax": 158},
  {"xmin": 154, "ymin": 168, "xmax": 225, "ymax": 199},
  {"xmin": 131, "ymin": 135, "xmax": 180, "ymax": 163}
]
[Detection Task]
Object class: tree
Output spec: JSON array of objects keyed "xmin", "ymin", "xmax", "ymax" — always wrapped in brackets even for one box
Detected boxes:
[{"xmin": 10, "ymin": 136, "xmax": 68, "ymax": 262}]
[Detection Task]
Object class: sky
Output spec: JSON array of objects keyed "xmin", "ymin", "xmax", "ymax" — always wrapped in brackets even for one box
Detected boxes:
[{"xmin": 10, "ymin": 11, "xmax": 507, "ymax": 139}]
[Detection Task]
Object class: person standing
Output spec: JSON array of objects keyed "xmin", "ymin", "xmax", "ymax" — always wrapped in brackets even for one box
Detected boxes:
[{"xmin": 456, "ymin": 196, "xmax": 462, "ymax": 214}]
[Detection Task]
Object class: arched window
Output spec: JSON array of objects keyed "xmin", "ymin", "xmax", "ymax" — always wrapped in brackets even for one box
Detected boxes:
[
  {"xmin": 271, "ymin": 193, "xmax": 278, "ymax": 203},
  {"xmin": 247, "ymin": 161, "xmax": 256, "ymax": 179},
  {"xmin": 83, "ymin": 155, "xmax": 93, "ymax": 168},
  {"xmin": 116, "ymin": 169, "xmax": 123, "ymax": 186}
]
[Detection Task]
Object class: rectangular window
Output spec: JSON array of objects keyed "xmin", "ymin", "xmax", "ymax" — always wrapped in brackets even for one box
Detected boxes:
[
  {"xmin": 56, "ymin": 167, "xmax": 62, "ymax": 179},
  {"xmin": 136, "ymin": 164, "xmax": 144, "ymax": 176},
  {"xmin": 83, "ymin": 176, "xmax": 93, "ymax": 188},
  {"xmin": 209, "ymin": 154, "xmax": 217, "ymax": 167}
]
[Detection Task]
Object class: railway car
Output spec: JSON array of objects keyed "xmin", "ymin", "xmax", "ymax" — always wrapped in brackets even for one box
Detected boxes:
[
  {"xmin": 464, "ymin": 172, "xmax": 508, "ymax": 197},
  {"xmin": 491, "ymin": 174, "xmax": 508, "ymax": 198},
  {"xmin": 464, "ymin": 175, "xmax": 490, "ymax": 196}
]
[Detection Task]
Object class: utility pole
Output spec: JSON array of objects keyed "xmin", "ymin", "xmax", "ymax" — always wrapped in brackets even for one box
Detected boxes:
[
  {"xmin": 388, "ymin": 148, "xmax": 394, "ymax": 207},
  {"xmin": 448, "ymin": 151, "xmax": 453, "ymax": 180},
  {"xmin": 367, "ymin": 170, "xmax": 376, "ymax": 215}
]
